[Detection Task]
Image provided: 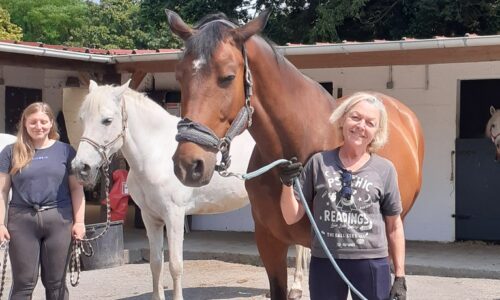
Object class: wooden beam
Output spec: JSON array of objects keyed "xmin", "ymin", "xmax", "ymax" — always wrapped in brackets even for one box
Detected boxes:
[
  {"xmin": 286, "ymin": 45, "xmax": 500, "ymax": 69},
  {"xmin": 78, "ymin": 72, "xmax": 92, "ymax": 88},
  {"xmin": 115, "ymin": 60, "xmax": 178, "ymax": 74},
  {"xmin": 129, "ymin": 70, "xmax": 147, "ymax": 90}
]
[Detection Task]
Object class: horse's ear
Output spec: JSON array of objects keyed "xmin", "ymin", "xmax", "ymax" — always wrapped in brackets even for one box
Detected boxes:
[
  {"xmin": 113, "ymin": 79, "xmax": 131, "ymax": 100},
  {"xmin": 165, "ymin": 9, "xmax": 193, "ymax": 41},
  {"xmin": 234, "ymin": 9, "xmax": 271, "ymax": 43},
  {"xmin": 491, "ymin": 106, "xmax": 496, "ymax": 116},
  {"xmin": 89, "ymin": 80, "xmax": 98, "ymax": 92}
]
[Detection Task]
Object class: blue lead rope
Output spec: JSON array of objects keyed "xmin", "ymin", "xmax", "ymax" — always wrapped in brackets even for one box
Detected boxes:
[{"xmin": 223, "ymin": 158, "xmax": 367, "ymax": 300}]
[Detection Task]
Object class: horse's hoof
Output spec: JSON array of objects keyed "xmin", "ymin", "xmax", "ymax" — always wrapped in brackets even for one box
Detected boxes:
[{"xmin": 288, "ymin": 289, "xmax": 302, "ymax": 300}]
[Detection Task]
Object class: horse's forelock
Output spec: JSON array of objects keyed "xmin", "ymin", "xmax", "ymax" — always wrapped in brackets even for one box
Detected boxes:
[{"xmin": 186, "ymin": 18, "xmax": 236, "ymax": 67}]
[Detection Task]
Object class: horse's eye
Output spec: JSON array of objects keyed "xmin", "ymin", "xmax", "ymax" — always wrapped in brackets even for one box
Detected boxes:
[
  {"xmin": 493, "ymin": 124, "xmax": 496, "ymax": 128},
  {"xmin": 219, "ymin": 75, "xmax": 235, "ymax": 84},
  {"xmin": 102, "ymin": 118, "xmax": 112, "ymax": 126}
]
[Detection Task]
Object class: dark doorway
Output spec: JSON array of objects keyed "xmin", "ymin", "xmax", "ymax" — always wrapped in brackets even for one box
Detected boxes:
[
  {"xmin": 5, "ymin": 86, "xmax": 42, "ymax": 135},
  {"xmin": 456, "ymin": 79, "xmax": 500, "ymax": 241}
]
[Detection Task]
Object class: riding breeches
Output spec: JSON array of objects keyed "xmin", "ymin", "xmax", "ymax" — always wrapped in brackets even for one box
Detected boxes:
[
  {"xmin": 7, "ymin": 206, "xmax": 73, "ymax": 300},
  {"xmin": 309, "ymin": 256, "xmax": 391, "ymax": 300}
]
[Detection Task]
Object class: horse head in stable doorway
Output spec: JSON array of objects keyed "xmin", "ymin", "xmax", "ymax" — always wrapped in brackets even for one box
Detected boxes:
[{"xmin": 485, "ymin": 106, "xmax": 500, "ymax": 160}]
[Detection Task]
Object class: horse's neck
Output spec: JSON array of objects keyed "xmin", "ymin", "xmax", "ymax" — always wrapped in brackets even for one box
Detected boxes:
[
  {"xmin": 246, "ymin": 38, "xmax": 338, "ymax": 160},
  {"xmin": 120, "ymin": 95, "xmax": 178, "ymax": 170}
]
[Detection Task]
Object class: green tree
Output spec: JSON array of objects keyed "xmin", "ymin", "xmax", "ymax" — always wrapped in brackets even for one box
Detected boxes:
[
  {"xmin": 0, "ymin": 0, "xmax": 86, "ymax": 44},
  {"xmin": 0, "ymin": 6, "xmax": 22, "ymax": 40},
  {"xmin": 69, "ymin": 0, "xmax": 146, "ymax": 49}
]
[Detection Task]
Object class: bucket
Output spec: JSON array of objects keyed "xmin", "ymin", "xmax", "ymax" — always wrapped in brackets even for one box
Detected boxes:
[{"xmin": 80, "ymin": 220, "xmax": 124, "ymax": 271}]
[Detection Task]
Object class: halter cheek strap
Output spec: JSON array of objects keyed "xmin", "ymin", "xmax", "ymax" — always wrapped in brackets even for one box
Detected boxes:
[
  {"xmin": 175, "ymin": 45, "xmax": 254, "ymax": 173},
  {"xmin": 80, "ymin": 98, "xmax": 128, "ymax": 164}
]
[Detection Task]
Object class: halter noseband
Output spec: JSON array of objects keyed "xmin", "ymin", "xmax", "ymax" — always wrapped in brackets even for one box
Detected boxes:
[
  {"xmin": 79, "ymin": 98, "xmax": 128, "ymax": 165},
  {"xmin": 175, "ymin": 20, "xmax": 254, "ymax": 173}
]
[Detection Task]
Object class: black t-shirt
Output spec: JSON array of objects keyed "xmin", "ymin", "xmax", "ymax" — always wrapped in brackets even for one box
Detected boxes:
[{"xmin": 0, "ymin": 141, "xmax": 75, "ymax": 208}]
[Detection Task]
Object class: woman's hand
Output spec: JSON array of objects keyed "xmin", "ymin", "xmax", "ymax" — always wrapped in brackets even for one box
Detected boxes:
[
  {"xmin": 72, "ymin": 222, "xmax": 86, "ymax": 240},
  {"xmin": 0, "ymin": 224, "xmax": 10, "ymax": 243}
]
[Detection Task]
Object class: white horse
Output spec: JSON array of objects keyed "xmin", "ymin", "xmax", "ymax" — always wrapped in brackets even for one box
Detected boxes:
[
  {"xmin": 71, "ymin": 80, "xmax": 308, "ymax": 300},
  {"xmin": 486, "ymin": 106, "xmax": 500, "ymax": 160},
  {"xmin": 0, "ymin": 134, "xmax": 16, "ymax": 151}
]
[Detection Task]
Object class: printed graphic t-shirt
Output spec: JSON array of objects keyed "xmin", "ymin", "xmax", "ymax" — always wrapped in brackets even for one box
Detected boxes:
[
  {"xmin": 0, "ymin": 141, "xmax": 76, "ymax": 208},
  {"xmin": 295, "ymin": 148, "xmax": 402, "ymax": 259}
]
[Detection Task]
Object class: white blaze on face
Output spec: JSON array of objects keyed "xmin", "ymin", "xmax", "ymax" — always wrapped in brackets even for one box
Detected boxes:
[{"xmin": 192, "ymin": 56, "xmax": 206, "ymax": 73}]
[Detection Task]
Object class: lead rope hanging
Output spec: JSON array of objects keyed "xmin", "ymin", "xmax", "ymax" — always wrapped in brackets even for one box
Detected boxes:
[
  {"xmin": 0, "ymin": 240, "xmax": 9, "ymax": 299},
  {"xmin": 69, "ymin": 160, "xmax": 112, "ymax": 287}
]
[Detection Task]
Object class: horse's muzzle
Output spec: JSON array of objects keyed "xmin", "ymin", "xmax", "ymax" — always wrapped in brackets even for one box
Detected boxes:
[
  {"xmin": 71, "ymin": 160, "xmax": 99, "ymax": 187},
  {"xmin": 172, "ymin": 144, "xmax": 216, "ymax": 187}
]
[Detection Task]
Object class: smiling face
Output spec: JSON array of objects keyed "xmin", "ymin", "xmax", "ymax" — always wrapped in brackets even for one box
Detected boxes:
[
  {"xmin": 341, "ymin": 100, "xmax": 381, "ymax": 151},
  {"xmin": 24, "ymin": 111, "xmax": 53, "ymax": 144}
]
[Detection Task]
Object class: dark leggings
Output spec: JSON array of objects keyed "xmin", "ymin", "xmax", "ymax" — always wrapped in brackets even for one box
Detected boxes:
[
  {"xmin": 7, "ymin": 206, "xmax": 73, "ymax": 300},
  {"xmin": 309, "ymin": 256, "xmax": 391, "ymax": 300}
]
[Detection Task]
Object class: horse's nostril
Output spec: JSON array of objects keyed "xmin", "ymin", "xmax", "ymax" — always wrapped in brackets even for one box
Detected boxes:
[
  {"xmin": 190, "ymin": 159, "xmax": 204, "ymax": 181},
  {"xmin": 79, "ymin": 164, "xmax": 91, "ymax": 176}
]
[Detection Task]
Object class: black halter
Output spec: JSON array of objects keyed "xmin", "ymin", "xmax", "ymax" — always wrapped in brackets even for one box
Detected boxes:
[{"xmin": 175, "ymin": 20, "xmax": 254, "ymax": 173}]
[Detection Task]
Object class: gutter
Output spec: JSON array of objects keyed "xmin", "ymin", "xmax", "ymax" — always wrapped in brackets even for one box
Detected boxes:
[
  {"xmin": 112, "ymin": 51, "xmax": 182, "ymax": 63},
  {"xmin": 277, "ymin": 35, "xmax": 500, "ymax": 56},
  {"xmin": 0, "ymin": 42, "xmax": 113, "ymax": 63}
]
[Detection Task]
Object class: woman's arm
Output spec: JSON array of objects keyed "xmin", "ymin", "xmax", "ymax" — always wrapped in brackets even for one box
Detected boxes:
[
  {"xmin": 385, "ymin": 214, "xmax": 405, "ymax": 277},
  {"xmin": 280, "ymin": 185, "xmax": 305, "ymax": 225},
  {"xmin": 69, "ymin": 174, "xmax": 86, "ymax": 239},
  {"xmin": 0, "ymin": 173, "xmax": 10, "ymax": 241}
]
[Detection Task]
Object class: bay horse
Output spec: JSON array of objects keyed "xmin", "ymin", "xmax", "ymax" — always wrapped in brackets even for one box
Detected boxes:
[
  {"xmin": 485, "ymin": 106, "xmax": 500, "ymax": 160},
  {"xmin": 71, "ymin": 80, "xmax": 309, "ymax": 300},
  {"xmin": 166, "ymin": 9, "xmax": 424, "ymax": 300}
]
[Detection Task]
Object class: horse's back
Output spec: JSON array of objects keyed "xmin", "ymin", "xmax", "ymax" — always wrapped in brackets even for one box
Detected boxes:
[{"xmin": 375, "ymin": 92, "xmax": 424, "ymax": 216}]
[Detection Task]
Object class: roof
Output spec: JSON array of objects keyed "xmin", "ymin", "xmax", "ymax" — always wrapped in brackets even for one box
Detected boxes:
[{"xmin": 1, "ymin": 34, "xmax": 500, "ymax": 73}]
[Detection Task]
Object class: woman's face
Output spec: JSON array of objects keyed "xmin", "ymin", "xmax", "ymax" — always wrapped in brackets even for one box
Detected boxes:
[
  {"xmin": 25, "ymin": 111, "xmax": 53, "ymax": 141},
  {"xmin": 342, "ymin": 100, "xmax": 380, "ymax": 150}
]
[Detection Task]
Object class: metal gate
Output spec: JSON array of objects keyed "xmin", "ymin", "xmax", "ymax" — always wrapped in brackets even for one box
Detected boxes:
[{"xmin": 455, "ymin": 138, "xmax": 500, "ymax": 241}]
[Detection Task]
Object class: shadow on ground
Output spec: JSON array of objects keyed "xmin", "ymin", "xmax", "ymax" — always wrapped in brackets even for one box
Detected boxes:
[{"xmin": 118, "ymin": 286, "xmax": 268, "ymax": 299}]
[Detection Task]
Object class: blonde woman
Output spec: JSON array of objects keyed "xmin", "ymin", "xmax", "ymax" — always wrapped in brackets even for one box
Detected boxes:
[
  {"xmin": 0, "ymin": 102, "xmax": 85, "ymax": 300},
  {"xmin": 279, "ymin": 92, "xmax": 406, "ymax": 300}
]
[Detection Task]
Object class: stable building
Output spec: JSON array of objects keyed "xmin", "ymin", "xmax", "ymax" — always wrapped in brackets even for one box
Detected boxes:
[{"xmin": 1, "ymin": 34, "xmax": 499, "ymax": 242}]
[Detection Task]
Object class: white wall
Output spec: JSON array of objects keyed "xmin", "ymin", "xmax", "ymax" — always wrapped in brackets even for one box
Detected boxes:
[{"xmin": 302, "ymin": 61, "xmax": 500, "ymax": 241}]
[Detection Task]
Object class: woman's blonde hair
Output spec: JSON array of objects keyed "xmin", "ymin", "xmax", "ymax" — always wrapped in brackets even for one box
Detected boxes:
[
  {"xmin": 329, "ymin": 92, "xmax": 388, "ymax": 153},
  {"xmin": 11, "ymin": 102, "xmax": 59, "ymax": 174}
]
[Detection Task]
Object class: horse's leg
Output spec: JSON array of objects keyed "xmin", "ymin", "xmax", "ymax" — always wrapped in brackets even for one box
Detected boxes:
[
  {"xmin": 288, "ymin": 245, "xmax": 310, "ymax": 300},
  {"xmin": 165, "ymin": 208, "xmax": 185, "ymax": 300},
  {"xmin": 255, "ymin": 222, "xmax": 289, "ymax": 300},
  {"xmin": 142, "ymin": 212, "xmax": 166, "ymax": 300}
]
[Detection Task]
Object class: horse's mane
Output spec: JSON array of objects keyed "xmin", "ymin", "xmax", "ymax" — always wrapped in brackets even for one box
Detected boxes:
[
  {"xmin": 185, "ymin": 12, "xmax": 281, "ymax": 67},
  {"xmin": 80, "ymin": 84, "xmax": 172, "ymax": 121}
]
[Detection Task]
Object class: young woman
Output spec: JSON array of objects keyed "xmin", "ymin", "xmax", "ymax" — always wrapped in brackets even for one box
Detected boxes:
[
  {"xmin": 279, "ymin": 92, "xmax": 407, "ymax": 300},
  {"xmin": 0, "ymin": 102, "xmax": 85, "ymax": 300}
]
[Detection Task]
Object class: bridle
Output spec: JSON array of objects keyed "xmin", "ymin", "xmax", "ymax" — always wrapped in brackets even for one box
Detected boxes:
[
  {"xmin": 175, "ymin": 20, "xmax": 254, "ymax": 174},
  {"xmin": 79, "ymin": 99, "xmax": 128, "ymax": 165}
]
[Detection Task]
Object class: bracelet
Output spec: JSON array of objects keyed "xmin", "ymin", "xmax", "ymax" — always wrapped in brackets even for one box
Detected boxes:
[
  {"xmin": 0, "ymin": 224, "xmax": 6, "ymax": 227},
  {"xmin": 74, "ymin": 222, "xmax": 85, "ymax": 225}
]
